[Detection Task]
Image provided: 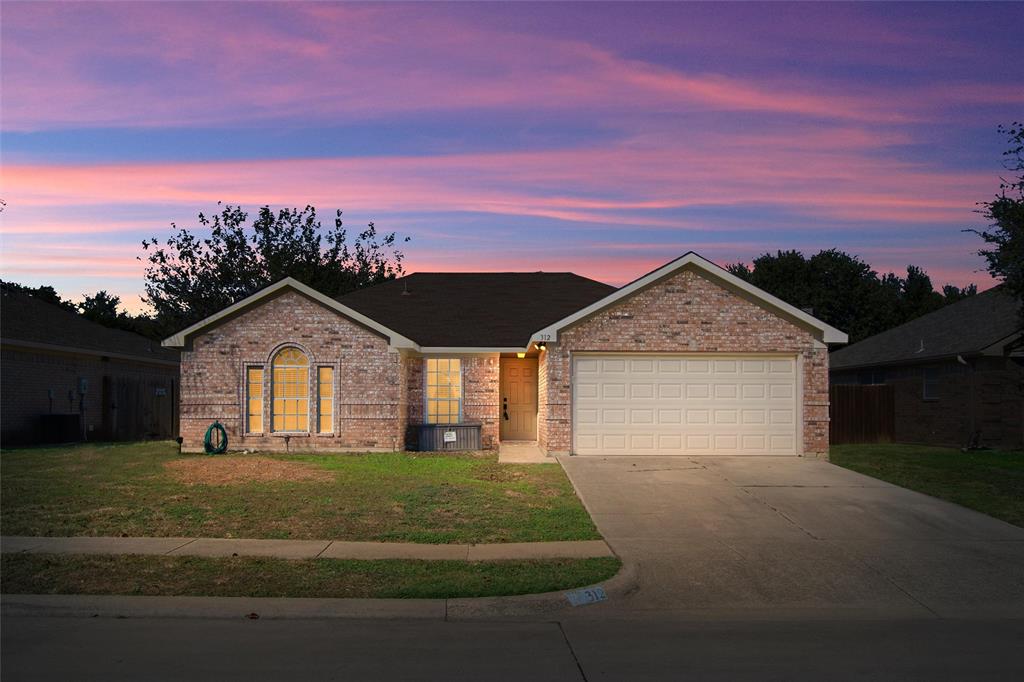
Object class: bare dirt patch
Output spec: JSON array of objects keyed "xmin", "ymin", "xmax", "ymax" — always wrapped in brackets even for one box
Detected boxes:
[{"xmin": 165, "ymin": 457, "xmax": 334, "ymax": 486}]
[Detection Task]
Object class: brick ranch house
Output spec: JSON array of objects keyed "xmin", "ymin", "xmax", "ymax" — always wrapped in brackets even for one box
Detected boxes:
[
  {"xmin": 830, "ymin": 287, "xmax": 1023, "ymax": 450},
  {"xmin": 2, "ymin": 288, "xmax": 180, "ymax": 445},
  {"xmin": 164, "ymin": 253, "xmax": 847, "ymax": 456}
]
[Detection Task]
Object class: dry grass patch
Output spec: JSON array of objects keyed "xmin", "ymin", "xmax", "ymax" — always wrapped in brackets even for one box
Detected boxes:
[
  {"xmin": 165, "ymin": 456, "xmax": 334, "ymax": 486},
  {"xmin": 2, "ymin": 442, "xmax": 600, "ymax": 542}
]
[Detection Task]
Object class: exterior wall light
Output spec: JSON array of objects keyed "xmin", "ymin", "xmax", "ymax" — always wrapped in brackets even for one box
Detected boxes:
[
  {"xmin": 516, "ymin": 352, "xmax": 526, "ymax": 358},
  {"xmin": 536, "ymin": 342, "xmax": 547, "ymax": 351}
]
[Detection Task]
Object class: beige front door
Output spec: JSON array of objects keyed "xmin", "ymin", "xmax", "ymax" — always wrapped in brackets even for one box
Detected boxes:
[{"xmin": 500, "ymin": 358, "xmax": 538, "ymax": 441}]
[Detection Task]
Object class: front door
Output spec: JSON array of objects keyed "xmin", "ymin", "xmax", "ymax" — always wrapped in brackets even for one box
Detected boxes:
[{"xmin": 500, "ymin": 358, "xmax": 538, "ymax": 441}]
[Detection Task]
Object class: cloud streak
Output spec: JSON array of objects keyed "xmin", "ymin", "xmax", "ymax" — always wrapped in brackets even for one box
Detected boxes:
[{"xmin": 1, "ymin": 1, "xmax": 1019, "ymax": 302}]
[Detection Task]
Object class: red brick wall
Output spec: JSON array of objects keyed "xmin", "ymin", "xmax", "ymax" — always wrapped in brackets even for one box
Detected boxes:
[
  {"xmin": 462, "ymin": 355, "xmax": 500, "ymax": 449},
  {"xmin": 540, "ymin": 268, "xmax": 830, "ymax": 456},
  {"xmin": 179, "ymin": 290, "xmax": 405, "ymax": 452}
]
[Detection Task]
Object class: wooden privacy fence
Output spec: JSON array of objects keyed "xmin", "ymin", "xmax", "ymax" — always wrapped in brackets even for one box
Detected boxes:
[
  {"xmin": 101, "ymin": 375, "xmax": 178, "ymax": 441},
  {"xmin": 829, "ymin": 384, "xmax": 895, "ymax": 444}
]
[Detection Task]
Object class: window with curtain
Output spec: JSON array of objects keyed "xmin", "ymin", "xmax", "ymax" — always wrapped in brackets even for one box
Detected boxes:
[
  {"xmin": 246, "ymin": 367, "xmax": 264, "ymax": 433},
  {"xmin": 272, "ymin": 347, "xmax": 309, "ymax": 432},
  {"xmin": 426, "ymin": 358, "xmax": 462, "ymax": 424},
  {"xmin": 318, "ymin": 366, "xmax": 334, "ymax": 434}
]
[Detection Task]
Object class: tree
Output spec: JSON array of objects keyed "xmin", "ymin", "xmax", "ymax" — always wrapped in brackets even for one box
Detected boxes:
[
  {"xmin": 140, "ymin": 204, "xmax": 409, "ymax": 337},
  {"xmin": 78, "ymin": 290, "xmax": 128, "ymax": 327},
  {"xmin": 967, "ymin": 122, "xmax": 1024, "ymax": 311},
  {"xmin": 728, "ymin": 249, "xmax": 975, "ymax": 344},
  {"xmin": 0, "ymin": 280, "xmax": 77, "ymax": 312}
]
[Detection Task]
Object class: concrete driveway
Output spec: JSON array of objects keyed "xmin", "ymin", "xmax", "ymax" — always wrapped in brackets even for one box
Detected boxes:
[{"xmin": 558, "ymin": 455, "xmax": 1024, "ymax": 619}]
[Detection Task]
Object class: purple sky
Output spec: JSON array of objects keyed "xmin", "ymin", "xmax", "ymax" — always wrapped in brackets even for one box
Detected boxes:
[{"xmin": 2, "ymin": 1, "xmax": 1022, "ymax": 312}]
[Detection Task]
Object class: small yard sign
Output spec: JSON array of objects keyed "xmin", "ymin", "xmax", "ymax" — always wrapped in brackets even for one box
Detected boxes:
[
  {"xmin": 443, "ymin": 430, "xmax": 457, "ymax": 443},
  {"xmin": 565, "ymin": 586, "xmax": 607, "ymax": 607}
]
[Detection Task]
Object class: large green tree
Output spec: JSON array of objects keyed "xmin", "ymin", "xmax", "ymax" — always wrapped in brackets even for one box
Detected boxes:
[
  {"xmin": 728, "ymin": 250, "xmax": 975, "ymax": 343},
  {"xmin": 140, "ymin": 204, "xmax": 409, "ymax": 337},
  {"xmin": 967, "ymin": 122, "xmax": 1024, "ymax": 311}
]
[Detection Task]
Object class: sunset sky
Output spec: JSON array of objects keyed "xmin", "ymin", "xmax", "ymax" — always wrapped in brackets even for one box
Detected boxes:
[{"xmin": 2, "ymin": 1, "xmax": 1022, "ymax": 312}]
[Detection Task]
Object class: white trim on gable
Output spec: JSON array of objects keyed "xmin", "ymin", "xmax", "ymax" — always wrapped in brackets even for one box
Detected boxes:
[
  {"xmin": 528, "ymin": 252, "xmax": 849, "ymax": 345},
  {"xmin": 161, "ymin": 278, "xmax": 420, "ymax": 350}
]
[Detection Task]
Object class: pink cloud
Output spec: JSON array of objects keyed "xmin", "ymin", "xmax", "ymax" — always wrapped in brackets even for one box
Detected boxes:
[
  {"xmin": 3, "ymin": 2, "xmax": 1017, "ymax": 131},
  {"xmin": 0, "ymin": 139, "xmax": 997, "ymax": 230}
]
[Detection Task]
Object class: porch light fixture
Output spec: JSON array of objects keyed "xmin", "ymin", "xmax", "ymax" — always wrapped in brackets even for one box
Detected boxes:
[
  {"xmin": 516, "ymin": 352, "xmax": 526, "ymax": 359},
  {"xmin": 535, "ymin": 342, "xmax": 547, "ymax": 351}
]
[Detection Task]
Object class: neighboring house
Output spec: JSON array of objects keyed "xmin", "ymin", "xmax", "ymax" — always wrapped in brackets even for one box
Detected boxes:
[
  {"xmin": 830, "ymin": 287, "xmax": 1023, "ymax": 450},
  {"xmin": 164, "ymin": 252, "xmax": 846, "ymax": 456},
  {"xmin": 1, "ymin": 289, "xmax": 180, "ymax": 445}
]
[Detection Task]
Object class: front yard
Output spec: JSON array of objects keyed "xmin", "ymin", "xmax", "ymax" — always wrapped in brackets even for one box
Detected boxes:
[
  {"xmin": 830, "ymin": 443, "xmax": 1024, "ymax": 528},
  {"xmin": 0, "ymin": 441, "xmax": 618, "ymax": 599},
  {"xmin": 1, "ymin": 441, "xmax": 599, "ymax": 543}
]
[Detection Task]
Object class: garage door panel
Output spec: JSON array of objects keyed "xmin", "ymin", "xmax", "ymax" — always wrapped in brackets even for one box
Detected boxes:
[{"xmin": 573, "ymin": 354, "xmax": 798, "ymax": 456}]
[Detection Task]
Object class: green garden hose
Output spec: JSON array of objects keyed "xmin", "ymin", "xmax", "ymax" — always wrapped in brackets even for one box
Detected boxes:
[{"xmin": 203, "ymin": 421, "xmax": 228, "ymax": 455}]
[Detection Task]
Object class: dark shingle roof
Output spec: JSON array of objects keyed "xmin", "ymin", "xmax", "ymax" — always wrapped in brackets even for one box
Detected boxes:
[
  {"xmin": 337, "ymin": 272, "xmax": 617, "ymax": 347},
  {"xmin": 1, "ymin": 290, "xmax": 179, "ymax": 364},
  {"xmin": 830, "ymin": 287, "xmax": 1020, "ymax": 370}
]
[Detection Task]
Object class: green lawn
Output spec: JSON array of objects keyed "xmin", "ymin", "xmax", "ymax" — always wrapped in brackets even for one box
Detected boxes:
[
  {"xmin": 0, "ymin": 441, "xmax": 600, "ymax": 543},
  {"xmin": 830, "ymin": 444, "xmax": 1024, "ymax": 528},
  {"xmin": 1, "ymin": 553, "xmax": 621, "ymax": 599}
]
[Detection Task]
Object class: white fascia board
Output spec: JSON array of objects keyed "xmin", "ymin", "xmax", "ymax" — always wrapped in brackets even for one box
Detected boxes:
[
  {"xmin": 529, "ymin": 251, "xmax": 849, "ymax": 345},
  {"xmin": 415, "ymin": 347, "xmax": 527, "ymax": 355},
  {"xmin": 162, "ymin": 278, "xmax": 419, "ymax": 350}
]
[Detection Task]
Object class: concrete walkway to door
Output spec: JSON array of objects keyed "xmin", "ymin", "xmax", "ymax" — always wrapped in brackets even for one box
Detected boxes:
[{"xmin": 558, "ymin": 455, "xmax": 1024, "ymax": 619}]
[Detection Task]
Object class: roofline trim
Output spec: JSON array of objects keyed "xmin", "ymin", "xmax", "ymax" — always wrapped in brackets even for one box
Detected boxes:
[
  {"xmin": 832, "ymin": 329, "xmax": 1024, "ymax": 371},
  {"xmin": 415, "ymin": 346, "xmax": 529, "ymax": 354},
  {"xmin": 162, "ymin": 278, "xmax": 420, "ymax": 349},
  {"xmin": 2, "ymin": 337, "xmax": 180, "ymax": 367},
  {"xmin": 528, "ymin": 252, "xmax": 849, "ymax": 345}
]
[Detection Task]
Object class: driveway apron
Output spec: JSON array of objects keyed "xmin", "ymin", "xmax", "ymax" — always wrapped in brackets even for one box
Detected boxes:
[{"xmin": 558, "ymin": 455, "xmax": 1024, "ymax": 618}]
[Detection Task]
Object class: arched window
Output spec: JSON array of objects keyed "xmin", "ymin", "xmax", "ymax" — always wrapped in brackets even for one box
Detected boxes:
[{"xmin": 272, "ymin": 347, "xmax": 309, "ymax": 432}]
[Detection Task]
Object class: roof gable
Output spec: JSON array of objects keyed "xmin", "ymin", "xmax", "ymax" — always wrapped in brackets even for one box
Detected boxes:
[
  {"xmin": 162, "ymin": 278, "xmax": 419, "ymax": 349},
  {"xmin": 829, "ymin": 287, "xmax": 1021, "ymax": 370},
  {"xmin": 530, "ymin": 252, "xmax": 848, "ymax": 345}
]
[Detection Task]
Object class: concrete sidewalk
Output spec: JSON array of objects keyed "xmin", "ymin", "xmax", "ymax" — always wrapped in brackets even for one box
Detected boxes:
[{"xmin": 0, "ymin": 536, "xmax": 614, "ymax": 561}]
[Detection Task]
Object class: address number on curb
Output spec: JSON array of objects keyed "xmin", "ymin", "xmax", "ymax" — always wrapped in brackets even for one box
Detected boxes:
[{"xmin": 565, "ymin": 586, "xmax": 607, "ymax": 607}]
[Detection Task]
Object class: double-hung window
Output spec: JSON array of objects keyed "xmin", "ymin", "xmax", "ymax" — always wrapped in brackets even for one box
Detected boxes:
[
  {"xmin": 317, "ymin": 366, "xmax": 334, "ymax": 434},
  {"xmin": 426, "ymin": 358, "xmax": 462, "ymax": 424},
  {"xmin": 246, "ymin": 367, "xmax": 264, "ymax": 433}
]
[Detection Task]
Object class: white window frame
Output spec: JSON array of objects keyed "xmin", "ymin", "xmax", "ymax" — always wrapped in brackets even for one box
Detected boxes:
[
  {"xmin": 245, "ymin": 366, "xmax": 265, "ymax": 435},
  {"xmin": 271, "ymin": 347, "xmax": 311, "ymax": 433},
  {"xmin": 425, "ymin": 358, "xmax": 463, "ymax": 425},
  {"xmin": 316, "ymin": 365, "xmax": 335, "ymax": 435}
]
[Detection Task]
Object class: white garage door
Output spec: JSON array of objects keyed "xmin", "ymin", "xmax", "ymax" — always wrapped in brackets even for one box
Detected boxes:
[{"xmin": 572, "ymin": 354, "xmax": 798, "ymax": 456}]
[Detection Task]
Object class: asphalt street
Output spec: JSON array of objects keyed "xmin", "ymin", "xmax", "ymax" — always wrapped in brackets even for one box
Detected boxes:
[{"xmin": 3, "ymin": 614, "xmax": 1024, "ymax": 681}]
